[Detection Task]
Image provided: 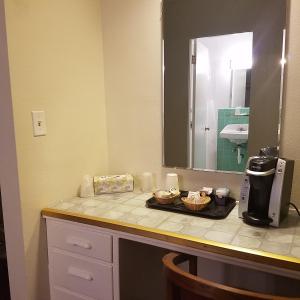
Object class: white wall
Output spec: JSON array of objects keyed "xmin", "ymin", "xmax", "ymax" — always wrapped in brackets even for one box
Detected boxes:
[
  {"xmin": 232, "ymin": 70, "xmax": 247, "ymax": 107},
  {"xmin": 198, "ymin": 32, "xmax": 252, "ymax": 110}
]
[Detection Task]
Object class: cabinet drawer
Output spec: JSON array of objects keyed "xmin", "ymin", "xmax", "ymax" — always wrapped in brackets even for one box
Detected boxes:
[
  {"xmin": 47, "ymin": 219, "xmax": 112, "ymax": 262},
  {"xmin": 51, "ymin": 286, "xmax": 96, "ymax": 300},
  {"xmin": 49, "ymin": 249, "xmax": 113, "ymax": 300}
]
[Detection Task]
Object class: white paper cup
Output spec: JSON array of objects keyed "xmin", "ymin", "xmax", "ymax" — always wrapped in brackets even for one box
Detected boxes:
[
  {"xmin": 141, "ymin": 172, "xmax": 154, "ymax": 192},
  {"xmin": 80, "ymin": 174, "xmax": 95, "ymax": 198},
  {"xmin": 165, "ymin": 173, "xmax": 179, "ymax": 191}
]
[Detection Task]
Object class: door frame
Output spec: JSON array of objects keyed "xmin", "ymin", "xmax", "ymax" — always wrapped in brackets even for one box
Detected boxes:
[{"xmin": 0, "ymin": 1, "xmax": 28, "ymax": 299}]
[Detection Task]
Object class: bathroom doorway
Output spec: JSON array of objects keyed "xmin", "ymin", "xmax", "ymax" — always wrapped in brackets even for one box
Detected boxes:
[{"xmin": 189, "ymin": 32, "xmax": 253, "ymax": 171}]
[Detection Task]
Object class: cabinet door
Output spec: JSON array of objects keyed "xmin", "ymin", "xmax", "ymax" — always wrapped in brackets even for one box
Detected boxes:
[{"xmin": 49, "ymin": 249, "xmax": 113, "ymax": 300}]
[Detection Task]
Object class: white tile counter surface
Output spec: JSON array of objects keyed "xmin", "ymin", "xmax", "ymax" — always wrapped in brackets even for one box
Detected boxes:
[{"xmin": 45, "ymin": 192, "xmax": 300, "ymax": 261}]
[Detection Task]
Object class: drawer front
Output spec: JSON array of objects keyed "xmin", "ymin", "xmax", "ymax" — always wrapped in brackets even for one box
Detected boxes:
[
  {"xmin": 51, "ymin": 286, "xmax": 96, "ymax": 300},
  {"xmin": 47, "ymin": 219, "xmax": 112, "ymax": 262},
  {"xmin": 49, "ymin": 249, "xmax": 113, "ymax": 300}
]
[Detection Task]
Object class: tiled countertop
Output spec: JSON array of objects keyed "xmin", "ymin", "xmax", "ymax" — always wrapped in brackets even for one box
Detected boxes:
[{"xmin": 42, "ymin": 191, "xmax": 300, "ymax": 271}]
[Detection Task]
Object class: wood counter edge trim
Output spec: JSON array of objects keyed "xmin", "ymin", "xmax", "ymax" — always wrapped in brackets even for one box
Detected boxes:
[{"xmin": 41, "ymin": 208, "xmax": 300, "ymax": 272}]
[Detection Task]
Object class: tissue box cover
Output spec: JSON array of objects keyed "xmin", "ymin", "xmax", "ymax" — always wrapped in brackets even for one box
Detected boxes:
[{"xmin": 94, "ymin": 174, "xmax": 134, "ymax": 194}]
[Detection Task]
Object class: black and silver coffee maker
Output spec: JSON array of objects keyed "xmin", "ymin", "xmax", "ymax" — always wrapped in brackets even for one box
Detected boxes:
[{"xmin": 239, "ymin": 147, "xmax": 294, "ymax": 227}]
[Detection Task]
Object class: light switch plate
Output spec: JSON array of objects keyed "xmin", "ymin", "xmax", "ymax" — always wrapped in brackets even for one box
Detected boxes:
[{"xmin": 31, "ymin": 111, "xmax": 47, "ymax": 136}]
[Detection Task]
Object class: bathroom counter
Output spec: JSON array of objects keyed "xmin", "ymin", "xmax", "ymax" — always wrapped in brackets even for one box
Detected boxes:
[{"xmin": 42, "ymin": 192, "xmax": 300, "ymax": 273}]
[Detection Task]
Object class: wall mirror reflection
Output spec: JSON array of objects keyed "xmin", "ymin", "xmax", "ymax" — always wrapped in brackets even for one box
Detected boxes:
[
  {"xmin": 163, "ymin": 0, "xmax": 288, "ymax": 173},
  {"xmin": 190, "ymin": 32, "xmax": 253, "ymax": 172}
]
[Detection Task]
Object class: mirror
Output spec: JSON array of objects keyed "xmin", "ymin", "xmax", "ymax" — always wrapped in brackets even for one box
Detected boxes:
[{"xmin": 163, "ymin": 0, "xmax": 288, "ymax": 173}]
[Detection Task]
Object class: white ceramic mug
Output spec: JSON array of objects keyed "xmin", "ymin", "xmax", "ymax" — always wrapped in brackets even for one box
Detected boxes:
[
  {"xmin": 140, "ymin": 172, "xmax": 154, "ymax": 192},
  {"xmin": 165, "ymin": 173, "xmax": 179, "ymax": 191}
]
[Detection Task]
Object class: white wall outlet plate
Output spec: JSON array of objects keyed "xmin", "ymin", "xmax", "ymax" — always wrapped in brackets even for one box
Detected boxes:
[{"xmin": 31, "ymin": 111, "xmax": 47, "ymax": 136}]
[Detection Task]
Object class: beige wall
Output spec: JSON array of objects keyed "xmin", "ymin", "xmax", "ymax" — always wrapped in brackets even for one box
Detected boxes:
[
  {"xmin": 4, "ymin": 1, "xmax": 108, "ymax": 299},
  {"xmin": 101, "ymin": 0, "xmax": 244, "ymax": 199},
  {"xmin": 101, "ymin": 0, "xmax": 300, "ymax": 203},
  {"xmin": 281, "ymin": 0, "xmax": 300, "ymax": 204}
]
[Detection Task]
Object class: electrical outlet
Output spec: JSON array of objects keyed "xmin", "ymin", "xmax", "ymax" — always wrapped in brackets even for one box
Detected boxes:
[{"xmin": 31, "ymin": 111, "xmax": 47, "ymax": 136}]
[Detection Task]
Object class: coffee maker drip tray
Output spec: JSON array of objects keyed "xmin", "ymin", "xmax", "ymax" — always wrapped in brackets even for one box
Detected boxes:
[{"xmin": 242, "ymin": 211, "xmax": 272, "ymax": 226}]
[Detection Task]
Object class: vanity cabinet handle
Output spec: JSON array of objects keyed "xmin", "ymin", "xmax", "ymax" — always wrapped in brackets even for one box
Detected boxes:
[
  {"xmin": 66, "ymin": 236, "xmax": 92, "ymax": 249},
  {"xmin": 67, "ymin": 266, "xmax": 94, "ymax": 281}
]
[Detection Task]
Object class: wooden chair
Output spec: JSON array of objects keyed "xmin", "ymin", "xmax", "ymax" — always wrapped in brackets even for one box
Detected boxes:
[{"xmin": 162, "ymin": 252, "xmax": 300, "ymax": 300}]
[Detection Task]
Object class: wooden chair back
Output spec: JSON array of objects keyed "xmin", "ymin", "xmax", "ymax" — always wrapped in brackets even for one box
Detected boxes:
[{"xmin": 163, "ymin": 252, "xmax": 300, "ymax": 300}]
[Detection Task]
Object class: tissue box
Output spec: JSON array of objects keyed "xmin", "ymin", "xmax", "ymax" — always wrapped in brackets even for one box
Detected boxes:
[{"xmin": 93, "ymin": 174, "xmax": 134, "ymax": 194}]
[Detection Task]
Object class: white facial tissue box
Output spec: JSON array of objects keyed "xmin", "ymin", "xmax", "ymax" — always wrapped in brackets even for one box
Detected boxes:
[{"xmin": 93, "ymin": 174, "xmax": 134, "ymax": 194}]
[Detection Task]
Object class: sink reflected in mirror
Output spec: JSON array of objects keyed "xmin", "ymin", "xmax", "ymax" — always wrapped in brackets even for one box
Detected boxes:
[{"xmin": 220, "ymin": 124, "xmax": 248, "ymax": 145}]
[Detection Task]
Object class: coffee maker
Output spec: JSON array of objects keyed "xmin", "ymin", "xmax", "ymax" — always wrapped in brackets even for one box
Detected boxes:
[{"xmin": 239, "ymin": 147, "xmax": 294, "ymax": 227}]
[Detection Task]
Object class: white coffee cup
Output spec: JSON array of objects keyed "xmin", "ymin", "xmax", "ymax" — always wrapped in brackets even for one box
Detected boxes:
[
  {"xmin": 140, "ymin": 172, "xmax": 154, "ymax": 192},
  {"xmin": 80, "ymin": 175, "xmax": 95, "ymax": 198},
  {"xmin": 165, "ymin": 173, "xmax": 179, "ymax": 191}
]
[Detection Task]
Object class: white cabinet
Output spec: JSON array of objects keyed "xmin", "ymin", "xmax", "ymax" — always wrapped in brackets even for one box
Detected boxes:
[
  {"xmin": 47, "ymin": 219, "xmax": 112, "ymax": 262},
  {"xmin": 51, "ymin": 287, "xmax": 96, "ymax": 300},
  {"xmin": 46, "ymin": 219, "xmax": 114, "ymax": 300}
]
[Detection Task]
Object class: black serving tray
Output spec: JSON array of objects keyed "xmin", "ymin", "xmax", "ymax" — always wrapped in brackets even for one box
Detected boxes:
[{"xmin": 146, "ymin": 191, "xmax": 236, "ymax": 219}]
